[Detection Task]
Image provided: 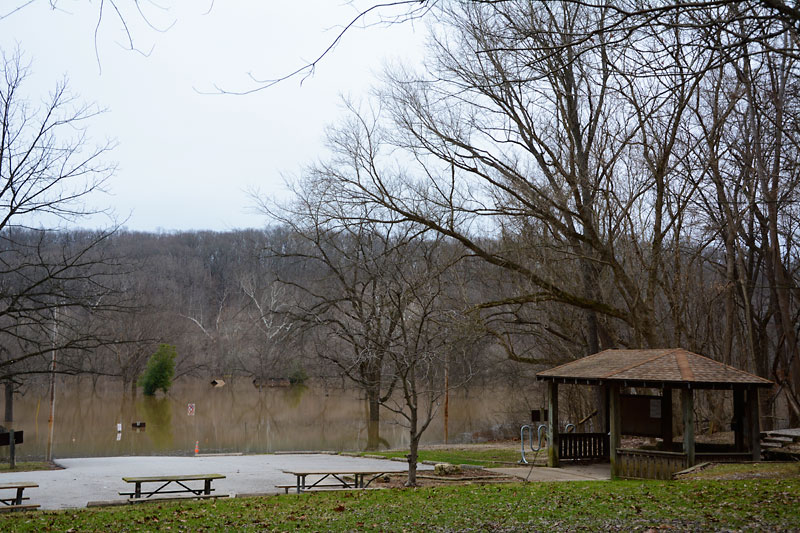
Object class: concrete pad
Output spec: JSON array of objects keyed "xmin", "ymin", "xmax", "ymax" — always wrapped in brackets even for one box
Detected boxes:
[
  {"xmin": 0, "ymin": 454, "xmax": 428, "ymax": 510},
  {"xmin": 488, "ymin": 463, "xmax": 611, "ymax": 482}
]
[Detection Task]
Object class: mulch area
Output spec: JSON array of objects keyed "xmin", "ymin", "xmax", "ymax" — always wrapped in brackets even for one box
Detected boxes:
[{"xmin": 370, "ymin": 469, "xmax": 519, "ymax": 489}]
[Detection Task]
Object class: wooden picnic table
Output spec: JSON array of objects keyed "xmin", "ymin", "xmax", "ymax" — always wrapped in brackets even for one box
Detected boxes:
[
  {"xmin": 0, "ymin": 481, "xmax": 39, "ymax": 511},
  {"xmin": 120, "ymin": 473, "xmax": 226, "ymax": 501},
  {"xmin": 280, "ymin": 468, "xmax": 398, "ymax": 494}
]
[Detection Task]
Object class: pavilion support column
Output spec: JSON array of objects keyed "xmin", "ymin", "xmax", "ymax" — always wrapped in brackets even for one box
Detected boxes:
[
  {"xmin": 609, "ymin": 384, "xmax": 621, "ymax": 478},
  {"xmin": 681, "ymin": 388, "xmax": 695, "ymax": 467},
  {"xmin": 746, "ymin": 387, "xmax": 761, "ymax": 461},
  {"xmin": 733, "ymin": 389, "xmax": 745, "ymax": 452},
  {"xmin": 547, "ymin": 381, "xmax": 559, "ymax": 468},
  {"xmin": 660, "ymin": 387, "xmax": 673, "ymax": 451},
  {"xmin": 598, "ymin": 384, "xmax": 609, "ymax": 434}
]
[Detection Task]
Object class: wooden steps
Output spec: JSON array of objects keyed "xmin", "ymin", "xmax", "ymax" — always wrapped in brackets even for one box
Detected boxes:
[{"xmin": 760, "ymin": 428, "xmax": 800, "ymax": 460}]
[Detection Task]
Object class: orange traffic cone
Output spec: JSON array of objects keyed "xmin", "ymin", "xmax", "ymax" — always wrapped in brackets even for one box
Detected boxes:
[{"xmin": 194, "ymin": 441, "xmax": 199, "ymax": 455}]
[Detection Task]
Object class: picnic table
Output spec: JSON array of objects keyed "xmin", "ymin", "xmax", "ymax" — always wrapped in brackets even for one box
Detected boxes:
[
  {"xmin": 0, "ymin": 481, "xmax": 39, "ymax": 511},
  {"xmin": 280, "ymin": 468, "xmax": 398, "ymax": 494},
  {"xmin": 120, "ymin": 473, "xmax": 226, "ymax": 501}
]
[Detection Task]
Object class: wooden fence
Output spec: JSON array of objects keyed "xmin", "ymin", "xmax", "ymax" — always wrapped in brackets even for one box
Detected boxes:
[{"xmin": 559, "ymin": 432, "xmax": 609, "ymax": 460}]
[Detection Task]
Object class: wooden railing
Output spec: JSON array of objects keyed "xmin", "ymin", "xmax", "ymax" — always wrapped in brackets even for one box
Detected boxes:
[
  {"xmin": 616, "ymin": 448, "xmax": 687, "ymax": 480},
  {"xmin": 616, "ymin": 448, "xmax": 755, "ymax": 480},
  {"xmin": 559, "ymin": 432, "xmax": 609, "ymax": 460}
]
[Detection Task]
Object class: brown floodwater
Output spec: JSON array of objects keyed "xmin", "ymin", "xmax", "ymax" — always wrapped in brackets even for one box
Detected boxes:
[{"xmin": 5, "ymin": 378, "xmax": 527, "ymax": 460}]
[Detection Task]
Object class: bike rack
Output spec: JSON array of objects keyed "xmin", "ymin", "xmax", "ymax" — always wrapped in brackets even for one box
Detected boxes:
[
  {"xmin": 519, "ymin": 421, "xmax": 578, "ymax": 464},
  {"xmin": 519, "ymin": 423, "xmax": 547, "ymax": 464}
]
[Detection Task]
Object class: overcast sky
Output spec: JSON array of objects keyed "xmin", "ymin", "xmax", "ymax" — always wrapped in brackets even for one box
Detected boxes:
[{"xmin": 1, "ymin": 1, "xmax": 426, "ymax": 232}]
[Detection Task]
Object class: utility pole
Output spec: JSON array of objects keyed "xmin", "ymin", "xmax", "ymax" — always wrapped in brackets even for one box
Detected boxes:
[
  {"xmin": 4, "ymin": 381, "xmax": 14, "ymax": 469},
  {"xmin": 46, "ymin": 307, "xmax": 58, "ymax": 462},
  {"xmin": 443, "ymin": 354, "xmax": 449, "ymax": 444}
]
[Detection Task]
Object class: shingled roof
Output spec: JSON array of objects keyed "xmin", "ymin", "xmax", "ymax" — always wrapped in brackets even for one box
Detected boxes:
[{"xmin": 536, "ymin": 349, "xmax": 772, "ymax": 389}]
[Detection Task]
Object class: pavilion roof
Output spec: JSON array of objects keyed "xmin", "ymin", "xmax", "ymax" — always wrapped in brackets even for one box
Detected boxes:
[{"xmin": 536, "ymin": 349, "xmax": 772, "ymax": 389}]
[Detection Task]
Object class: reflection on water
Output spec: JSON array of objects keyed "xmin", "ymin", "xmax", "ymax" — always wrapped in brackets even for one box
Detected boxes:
[
  {"xmin": 6, "ymin": 378, "xmax": 524, "ymax": 460},
  {"xmin": 138, "ymin": 397, "xmax": 173, "ymax": 450}
]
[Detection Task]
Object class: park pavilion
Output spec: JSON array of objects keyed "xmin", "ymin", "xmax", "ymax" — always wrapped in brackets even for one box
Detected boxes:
[{"xmin": 536, "ymin": 348, "xmax": 773, "ymax": 479}]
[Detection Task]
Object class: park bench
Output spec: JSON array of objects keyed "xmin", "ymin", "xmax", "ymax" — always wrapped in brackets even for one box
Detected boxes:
[
  {"xmin": 280, "ymin": 468, "xmax": 395, "ymax": 494},
  {"xmin": 120, "ymin": 473, "xmax": 226, "ymax": 501},
  {"xmin": 0, "ymin": 482, "xmax": 39, "ymax": 511}
]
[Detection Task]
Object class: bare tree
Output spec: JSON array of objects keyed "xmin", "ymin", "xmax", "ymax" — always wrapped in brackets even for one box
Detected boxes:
[
  {"xmin": 0, "ymin": 49, "xmax": 125, "ymax": 464},
  {"xmin": 264, "ymin": 177, "xmax": 411, "ymax": 450},
  {"xmin": 261, "ymin": 142, "xmax": 482, "ymax": 471},
  {"xmin": 686, "ymin": 12, "xmax": 800, "ymax": 423},
  {"xmin": 0, "ymin": 49, "xmax": 121, "ymax": 380},
  {"xmin": 375, "ymin": 235, "xmax": 479, "ymax": 484},
  {"xmin": 236, "ymin": 271, "xmax": 292, "ymax": 381},
  {"xmin": 279, "ymin": 1, "xmax": 800, "ymax": 429}
]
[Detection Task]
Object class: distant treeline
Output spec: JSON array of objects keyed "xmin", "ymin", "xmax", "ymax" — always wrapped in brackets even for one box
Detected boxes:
[
  {"xmin": 0, "ymin": 228, "xmax": 512, "ymax": 388},
  {"xmin": 0, "ymin": 220, "xmax": 797, "ymax": 430}
]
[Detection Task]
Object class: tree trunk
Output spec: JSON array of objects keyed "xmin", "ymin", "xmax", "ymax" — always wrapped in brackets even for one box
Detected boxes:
[
  {"xmin": 365, "ymin": 386, "xmax": 382, "ymax": 450},
  {"xmin": 406, "ymin": 406, "xmax": 419, "ymax": 487}
]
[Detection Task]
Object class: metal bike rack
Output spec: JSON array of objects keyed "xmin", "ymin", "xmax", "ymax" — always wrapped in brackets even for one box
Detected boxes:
[
  {"xmin": 519, "ymin": 423, "xmax": 547, "ymax": 464},
  {"xmin": 520, "ymin": 421, "xmax": 578, "ymax": 464}
]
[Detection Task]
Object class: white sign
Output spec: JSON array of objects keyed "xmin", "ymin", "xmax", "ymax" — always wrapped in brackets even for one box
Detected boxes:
[{"xmin": 649, "ymin": 399, "xmax": 661, "ymax": 419}]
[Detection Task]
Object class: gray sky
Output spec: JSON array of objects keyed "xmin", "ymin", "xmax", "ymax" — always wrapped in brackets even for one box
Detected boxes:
[{"xmin": 1, "ymin": 1, "xmax": 425, "ymax": 232}]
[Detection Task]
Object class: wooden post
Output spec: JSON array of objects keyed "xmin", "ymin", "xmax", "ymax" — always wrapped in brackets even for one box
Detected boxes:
[
  {"xmin": 609, "ymin": 385, "xmax": 621, "ymax": 478},
  {"xmin": 547, "ymin": 381, "xmax": 559, "ymax": 468},
  {"xmin": 733, "ymin": 389, "xmax": 745, "ymax": 452},
  {"xmin": 681, "ymin": 388, "xmax": 695, "ymax": 467},
  {"xmin": 660, "ymin": 386, "xmax": 673, "ymax": 451},
  {"xmin": 4, "ymin": 381, "xmax": 14, "ymax": 469},
  {"xmin": 599, "ymin": 384, "xmax": 609, "ymax": 434},
  {"xmin": 746, "ymin": 387, "xmax": 761, "ymax": 461}
]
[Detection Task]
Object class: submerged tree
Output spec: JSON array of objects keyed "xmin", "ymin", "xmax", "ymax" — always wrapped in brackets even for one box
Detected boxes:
[{"xmin": 139, "ymin": 344, "xmax": 177, "ymax": 396}]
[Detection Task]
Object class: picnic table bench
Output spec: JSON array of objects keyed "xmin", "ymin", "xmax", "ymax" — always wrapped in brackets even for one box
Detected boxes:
[
  {"xmin": 280, "ymin": 469, "xmax": 397, "ymax": 494},
  {"xmin": 120, "ymin": 474, "xmax": 226, "ymax": 501},
  {"xmin": 0, "ymin": 482, "xmax": 39, "ymax": 511}
]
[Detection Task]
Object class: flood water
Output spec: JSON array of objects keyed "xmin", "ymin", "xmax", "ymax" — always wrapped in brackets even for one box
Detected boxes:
[{"xmin": 5, "ymin": 378, "xmax": 527, "ymax": 460}]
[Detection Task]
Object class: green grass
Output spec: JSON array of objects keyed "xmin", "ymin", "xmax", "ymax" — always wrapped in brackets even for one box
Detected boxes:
[
  {"xmin": 681, "ymin": 461, "xmax": 800, "ymax": 480},
  {"xmin": 0, "ymin": 462, "xmax": 58, "ymax": 473},
  {"xmin": 1, "ymin": 479, "xmax": 798, "ymax": 531},
  {"xmin": 360, "ymin": 447, "xmax": 529, "ymax": 467}
]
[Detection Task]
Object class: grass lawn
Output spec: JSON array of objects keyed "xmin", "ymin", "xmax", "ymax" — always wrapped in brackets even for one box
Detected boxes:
[
  {"xmin": 0, "ymin": 462, "xmax": 58, "ymax": 473},
  {"xmin": 360, "ymin": 447, "xmax": 529, "ymax": 467},
  {"xmin": 1, "ymin": 478, "xmax": 798, "ymax": 531},
  {"xmin": 678, "ymin": 461, "xmax": 800, "ymax": 480}
]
